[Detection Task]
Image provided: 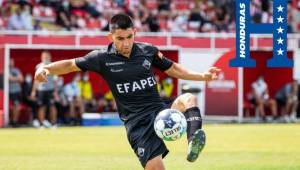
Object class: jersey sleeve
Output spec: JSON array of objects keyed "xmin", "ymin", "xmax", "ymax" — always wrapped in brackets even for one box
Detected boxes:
[
  {"xmin": 152, "ymin": 46, "xmax": 173, "ymax": 71},
  {"xmin": 75, "ymin": 50, "xmax": 103, "ymax": 73}
]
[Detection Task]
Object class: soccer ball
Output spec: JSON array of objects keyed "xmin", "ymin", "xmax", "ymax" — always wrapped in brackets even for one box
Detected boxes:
[{"xmin": 154, "ymin": 109, "xmax": 187, "ymax": 141}]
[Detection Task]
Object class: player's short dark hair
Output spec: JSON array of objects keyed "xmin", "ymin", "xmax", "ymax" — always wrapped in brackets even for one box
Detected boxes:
[{"xmin": 109, "ymin": 13, "xmax": 134, "ymax": 32}]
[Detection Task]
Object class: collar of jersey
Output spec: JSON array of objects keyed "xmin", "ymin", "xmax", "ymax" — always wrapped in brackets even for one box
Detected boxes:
[{"xmin": 107, "ymin": 43, "xmax": 141, "ymax": 59}]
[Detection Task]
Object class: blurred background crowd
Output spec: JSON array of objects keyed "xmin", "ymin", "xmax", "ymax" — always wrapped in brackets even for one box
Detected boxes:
[{"xmin": 1, "ymin": 0, "xmax": 300, "ymax": 33}]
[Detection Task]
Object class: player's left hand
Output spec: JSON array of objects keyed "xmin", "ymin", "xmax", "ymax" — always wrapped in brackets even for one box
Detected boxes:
[{"xmin": 203, "ymin": 67, "xmax": 221, "ymax": 81}]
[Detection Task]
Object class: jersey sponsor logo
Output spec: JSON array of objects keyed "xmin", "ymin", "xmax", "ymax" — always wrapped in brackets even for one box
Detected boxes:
[
  {"xmin": 116, "ymin": 76, "xmax": 157, "ymax": 94},
  {"xmin": 142, "ymin": 59, "xmax": 151, "ymax": 70},
  {"xmin": 110, "ymin": 68, "xmax": 124, "ymax": 72},
  {"xmin": 105, "ymin": 62, "xmax": 125, "ymax": 66}
]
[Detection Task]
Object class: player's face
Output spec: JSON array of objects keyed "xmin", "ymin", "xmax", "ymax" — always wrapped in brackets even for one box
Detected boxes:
[{"xmin": 111, "ymin": 28, "xmax": 135, "ymax": 57}]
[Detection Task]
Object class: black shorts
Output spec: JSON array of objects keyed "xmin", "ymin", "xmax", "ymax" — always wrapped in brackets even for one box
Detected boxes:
[
  {"xmin": 276, "ymin": 98, "xmax": 286, "ymax": 106},
  {"xmin": 37, "ymin": 90, "xmax": 55, "ymax": 106},
  {"xmin": 9, "ymin": 92, "xmax": 22, "ymax": 105},
  {"xmin": 249, "ymin": 98, "xmax": 257, "ymax": 105},
  {"xmin": 125, "ymin": 104, "xmax": 173, "ymax": 168}
]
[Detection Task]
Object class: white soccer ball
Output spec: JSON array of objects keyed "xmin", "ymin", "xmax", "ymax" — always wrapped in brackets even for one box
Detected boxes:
[{"xmin": 154, "ymin": 109, "xmax": 187, "ymax": 141}]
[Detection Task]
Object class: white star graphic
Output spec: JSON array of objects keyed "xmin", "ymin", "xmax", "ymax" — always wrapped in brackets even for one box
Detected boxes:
[
  {"xmin": 277, "ymin": 16, "xmax": 284, "ymax": 23},
  {"xmin": 277, "ymin": 5, "xmax": 284, "ymax": 12},
  {"xmin": 277, "ymin": 37, "xmax": 284, "ymax": 44},
  {"xmin": 277, "ymin": 27, "xmax": 284, "ymax": 34},
  {"xmin": 277, "ymin": 48, "xmax": 284, "ymax": 55}
]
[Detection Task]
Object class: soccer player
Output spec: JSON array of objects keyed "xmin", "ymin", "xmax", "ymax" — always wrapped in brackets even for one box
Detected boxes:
[{"xmin": 34, "ymin": 14, "xmax": 221, "ymax": 170}]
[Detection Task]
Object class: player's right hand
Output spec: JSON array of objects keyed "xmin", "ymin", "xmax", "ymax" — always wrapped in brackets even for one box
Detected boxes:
[{"xmin": 34, "ymin": 67, "xmax": 49, "ymax": 83}]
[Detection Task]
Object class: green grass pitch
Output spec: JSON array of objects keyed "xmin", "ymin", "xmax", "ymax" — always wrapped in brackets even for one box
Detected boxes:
[{"xmin": 0, "ymin": 124, "xmax": 300, "ymax": 170}]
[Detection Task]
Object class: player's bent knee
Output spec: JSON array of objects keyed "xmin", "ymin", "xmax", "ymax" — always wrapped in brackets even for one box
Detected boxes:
[
  {"xmin": 182, "ymin": 93, "xmax": 197, "ymax": 109},
  {"xmin": 145, "ymin": 155, "xmax": 165, "ymax": 170}
]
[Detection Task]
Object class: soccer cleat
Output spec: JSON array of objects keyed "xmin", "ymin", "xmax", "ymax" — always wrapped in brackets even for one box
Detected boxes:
[{"xmin": 187, "ymin": 129, "xmax": 206, "ymax": 162}]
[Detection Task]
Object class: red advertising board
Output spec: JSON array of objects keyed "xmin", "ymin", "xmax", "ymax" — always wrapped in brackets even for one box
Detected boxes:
[{"xmin": 205, "ymin": 50, "xmax": 239, "ymax": 116}]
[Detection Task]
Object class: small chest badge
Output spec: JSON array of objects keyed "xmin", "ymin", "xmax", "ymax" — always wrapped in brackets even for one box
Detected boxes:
[
  {"xmin": 137, "ymin": 147, "xmax": 145, "ymax": 157},
  {"xmin": 142, "ymin": 59, "xmax": 151, "ymax": 70}
]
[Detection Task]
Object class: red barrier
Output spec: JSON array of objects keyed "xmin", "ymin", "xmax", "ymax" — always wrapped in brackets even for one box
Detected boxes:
[
  {"xmin": 0, "ymin": 35, "xmax": 27, "ymax": 44},
  {"xmin": 172, "ymin": 37, "xmax": 210, "ymax": 48},
  {"xmin": 32, "ymin": 35, "xmax": 75, "ymax": 45}
]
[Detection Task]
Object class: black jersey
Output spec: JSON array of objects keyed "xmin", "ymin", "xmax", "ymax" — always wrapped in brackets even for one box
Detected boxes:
[{"xmin": 75, "ymin": 42, "xmax": 173, "ymax": 123}]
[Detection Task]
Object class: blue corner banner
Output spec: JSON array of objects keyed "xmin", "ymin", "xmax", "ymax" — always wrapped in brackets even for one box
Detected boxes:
[{"xmin": 230, "ymin": 0, "xmax": 293, "ymax": 68}]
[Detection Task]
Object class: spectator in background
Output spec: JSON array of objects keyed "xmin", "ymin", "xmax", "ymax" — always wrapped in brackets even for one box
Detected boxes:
[
  {"xmin": 54, "ymin": 76, "xmax": 68, "ymax": 124},
  {"xmin": 287, "ymin": 2, "xmax": 294, "ymax": 33},
  {"xmin": 55, "ymin": 0, "xmax": 72, "ymax": 30},
  {"xmin": 9, "ymin": 58, "xmax": 23, "ymax": 127},
  {"xmin": 143, "ymin": 11, "xmax": 160, "ymax": 32},
  {"xmin": 8, "ymin": 4, "xmax": 33, "ymax": 30},
  {"xmin": 161, "ymin": 77, "xmax": 174, "ymax": 99},
  {"xmin": 291, "ymin": 1, "xmax": 300, "ymax": 33},
  {"xmin": 8, "ymin": 5, "xmax": 25, "ymax": 30},
  {"xmin": 214, "ymin": 5, "xmax": 230, "ymax": 32},
  {"xmin": 275, "ymin": 80, "xmax": 299, "ymax": 123},
  {"xmin": 22, "ymin": 73, "xmax": 38, "ymax": 127},
  {"xmin": 260, "ymin": 0, "xmax": 272, "ymax": 24},
  {"xmin": 96, "ymin": 95, "xmax": 110, "ymax": 113},
  {"xmin": 157, "ymin": 0, "xmax": 171, "ymax": 17},
  {"xmin": 188, "ymin": 1, "xmax": 205, "ymax": 32},
  {"xmin": 248, "ymin": 75, "xmax": 278, "ymax": 122},
  {"xmin": 102, "ymin": 90, "xmax": 117, "ymax": 112},
  {"xmin": 31, "ymin": 51, "xmax": 58, "ymax": 128},
  {"xmin": 168, "ymin": 11, "xmax": 188, "ymax": 32},
  {"xmin": 64, "ymin": 73, "xmax": 84, "ymax": 125},
  {"xmin": 154, "ymin": 75, "xmax": 162, "ymax": 94},
  {"xmin": 78, "ymin": 72, "xmax": 93, "ymax": 111},
  {"xmin": 157, "ymin": 0, "xmax": 171, "ymax": 12}
]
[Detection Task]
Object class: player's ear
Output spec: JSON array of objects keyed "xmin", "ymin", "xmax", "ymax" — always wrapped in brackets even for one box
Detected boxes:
[{"xmin": 107, "ymin": 32, "xmax": 113, "ymax": 42}]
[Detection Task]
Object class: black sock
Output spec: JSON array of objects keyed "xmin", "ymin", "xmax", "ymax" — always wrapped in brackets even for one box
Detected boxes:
[{"xmin": 184, "ymin": 107, "xmax": 202, "ymax": 142}]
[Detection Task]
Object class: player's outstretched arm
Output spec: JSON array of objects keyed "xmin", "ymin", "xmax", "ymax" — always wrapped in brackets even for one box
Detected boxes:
[
  {"xmin": 165, "ymin": 63, "xmax": 221, "ymax": 81},
  {"xmin": 34, "ymin": 59, "xmax": 80, "ymax": 83}
]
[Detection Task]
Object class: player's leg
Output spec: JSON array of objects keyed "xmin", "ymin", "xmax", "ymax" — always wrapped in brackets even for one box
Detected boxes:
[
  {"xmin": 9, "ymin": 93, "xmax": 20, "ymax": 127},
  {"xmin": 39, "ymin": 92, "xmax": 52, "ymax": 128},
  {"xmin": 48, "ymin": 91, "xmax": 57, "ymax": 125},
  {"xmin": 145, "ymin": 155, "xmax": 165, "ymax": 170},
  {"xmin": 255, "ymin": 98, "xmax": 266, "ymax": 119},
  {"xmin": 37, "ymin": 106, "xmax": 46, "ymax": 124},
  {"xmin": 49, "ymin": 105, "xmax": 57, "ymax": 125},
  {"xmin": 268, "ymin": 98, "xmax": 278, "ymax": 118},
  {"xmin": 12, "ymin": 103, "xmax": 20, "ymax": 125},
  {"xmin": 290, "ymin": 100, "xmax": 298, "ymax": 122},
  {"xmin": 171, "ymin": 93, "xmax": 205, "ymax": 162}
]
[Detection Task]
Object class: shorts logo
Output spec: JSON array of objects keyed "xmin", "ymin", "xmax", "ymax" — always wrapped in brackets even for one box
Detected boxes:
[
  {"xmin": 142, "ymin": 59, "xmax": 151, "ymax": 70},
  {"xmin": 230, "ymin": 0, "xmax": 293, "ymax": 68},
  {"xmin": 137, "ymin": 147, "xmax": 145, "ymax": 157}
]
